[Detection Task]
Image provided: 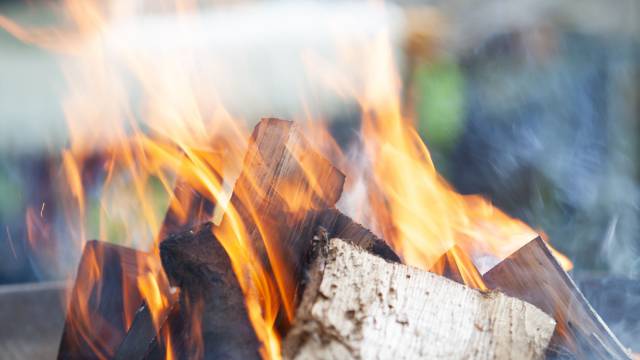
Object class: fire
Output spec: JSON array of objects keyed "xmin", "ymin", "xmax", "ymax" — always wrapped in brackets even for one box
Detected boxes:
[{"xmin": 1, "ymin": 1, "xmax": 574, "ymax": 359}]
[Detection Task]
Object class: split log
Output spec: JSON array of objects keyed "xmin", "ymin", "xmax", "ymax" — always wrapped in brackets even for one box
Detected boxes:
[
  {"xmin": 57, "ymin": 241, "xmax": 161, "ymax": 359},
  {"xmin": 113, "ymin": 297, "xmax": 178, "ymax": 360},
  {"xmin": 159, "ymin": 118, "xmax": 346, "ymax": 359},
  {"xmin": 483, "ymin": 237, "xmax": 631, "ymax": 359},
  {"xmin": 313, "ymin": 208, "xmax": 400, "ymax": 263},
  {"xmin": 224, "ymin": 118, "xmax": 345, "ymax": 306},
  {"xmin": 283, "ymin": 238, "xmax": 556, "ymax": 360}
]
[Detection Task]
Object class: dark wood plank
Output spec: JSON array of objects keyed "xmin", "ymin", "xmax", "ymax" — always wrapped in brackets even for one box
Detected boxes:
[
  {"xmin": 483, "ymin": 237, "xmax": 631, "ymax": 359},
  {"xmin": 313, "ymin": 208, "xmax": 400, "ymax": 263},
  {"xmin": 57, "ymin": 240, "xmax": 157, "ymax": 359}
]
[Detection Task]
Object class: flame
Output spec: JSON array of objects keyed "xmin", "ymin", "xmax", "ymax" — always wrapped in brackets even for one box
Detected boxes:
[
  {"xmin": 302, "ymin": 31, "xmax": 540, "ymax": 289},
  {"xmin": 1, "ymin": 2, "xmax": 575, "ymax": 359}
]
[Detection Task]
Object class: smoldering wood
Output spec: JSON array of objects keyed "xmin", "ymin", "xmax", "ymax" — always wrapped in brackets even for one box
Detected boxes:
[
  {"xmin": 158, "ymin": 118, "xmax": 346, "ymax": 359},
  {"xmin": 483, "ymin": 237, "xmax": 631, "ymax": 360},
  {"xmin": 57, "ymin": 240, "xmax": 157, "ymax": 359},
  {"xmin": 283, "ymin": 238, "xmax": 556, "ymax": 360},
  {"xmin": 160, "ymin": 223, "xmax": 261, "ymax": 359}
]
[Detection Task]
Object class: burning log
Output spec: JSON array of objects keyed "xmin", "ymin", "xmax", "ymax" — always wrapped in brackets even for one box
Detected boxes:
[
  {"xmin": 157, "ymin": 149, "xmax": 225, "ymax": 240},
  {"xmin": 483, "ymin": 237, "xmax": 631, "ymax": 359},
  {"xmin": 160, "ymin": 222, "xmax": 260, "ymax": 359},
  {"xmin": 158, "ymin": 118, "xmax": 346, "ymax": 358},
  {"xmin": 314, "ymin": 208, "xmax": 401, "ymax": 263},
  {"xmin": 283, "ymin": 238, "xmax": 556, "ymax": 360},
  {"xmin": 58, "ymin": 240, "xmax": 162, "ymax": 359}
]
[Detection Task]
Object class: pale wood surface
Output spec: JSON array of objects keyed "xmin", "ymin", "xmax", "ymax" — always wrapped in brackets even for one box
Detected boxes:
[{"xmin": 284, "ymin": 238, "xmax": 556, "ymax": 360}]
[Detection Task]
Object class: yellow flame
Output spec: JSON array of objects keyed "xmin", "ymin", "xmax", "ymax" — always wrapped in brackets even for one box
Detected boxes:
[{"xmin": 2, "ymin": 3, "xmax": 575, "ymax": 358}]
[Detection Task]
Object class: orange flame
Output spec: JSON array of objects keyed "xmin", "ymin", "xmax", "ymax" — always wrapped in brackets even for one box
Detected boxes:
[{"xmin": 1, "ymin": 2, "xmax": 574, "ymax": 359}]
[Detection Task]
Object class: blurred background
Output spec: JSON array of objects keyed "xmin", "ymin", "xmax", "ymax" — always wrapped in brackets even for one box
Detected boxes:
[{"xmin": 0, "ymin": 0, "xmax": 638, "ymax": 356}]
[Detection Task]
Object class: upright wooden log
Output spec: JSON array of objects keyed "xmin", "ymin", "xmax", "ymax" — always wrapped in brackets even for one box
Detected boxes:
[
  {"xmin": 483, "ymin": 237, "xmax": 631, "ymax": 359},
  {"xmin": 57, "ymin": 241, "xmax": 161, "ymax": 359},
  {"xmin": 314, "ymin": 208, "xmax": 400, "ymax": 263},
  {"xmin": 157, "ymin": 149, "xmax": 225, "ymax": 240},
  {"xmin": 159, "ymin": 118, "xmax": 346, "ymax": 359},
  {"xmin": 224, "ymin": 118, "xmax": 345, "ymax": 307},
  {"xmin": 283, "ymin": 238, "xmax": 556, "ymax": 360}
]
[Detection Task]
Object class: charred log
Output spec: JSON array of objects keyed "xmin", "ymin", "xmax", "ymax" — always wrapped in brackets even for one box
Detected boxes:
[
  {"xmin": 57, "ymin": 241, "xmax": 158, "ymax": 359},
  {"xmin": 157, "ymin": 118, "xmax": 346, "ymax": 359}
]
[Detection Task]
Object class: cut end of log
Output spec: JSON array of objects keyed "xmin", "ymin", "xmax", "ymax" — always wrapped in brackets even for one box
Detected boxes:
[{"xmin": 283, "ymin": 238, "xmax": 556, "ymax": 360}]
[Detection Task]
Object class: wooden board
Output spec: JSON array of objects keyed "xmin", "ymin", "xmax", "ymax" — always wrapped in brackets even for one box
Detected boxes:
[
  {"xmin": 283, "ymin": 238, "xmax": 556, "ymax": 360},
  {"xmin": 483, "ymin": 237, "xmax": 631, "ymax": 359},
  {"xmin": 57, "ymin": 241, "xmax": 157, "ymax": 359}
]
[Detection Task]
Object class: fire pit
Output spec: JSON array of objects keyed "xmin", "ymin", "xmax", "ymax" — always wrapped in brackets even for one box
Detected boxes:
[{"xmin": 0, "ymin": 1, "xmax": 636, "ymax": 360}]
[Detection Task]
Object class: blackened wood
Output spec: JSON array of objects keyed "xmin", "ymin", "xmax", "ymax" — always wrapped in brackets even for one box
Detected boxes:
[
  {"xmin": 57, "ymin": 240, "xmax": 154, "ymax": 359},
  {"xmin": 483, "ymin": 237, "xmax": 631, "ymax": 360},
  {"xmin": 314, "ymin": 208, "xmax": 400, "ymax": 263},
  {"xmin": 160, "ymin": 223, "xmax": 261, "ymax": 359},
  {"xmin": 158, "ymin": 118, "xmax": 345, "ymax": 359},
  {"xmin": 225, "ymin": 118, "xmax": 345, "ymax": 310},
  {"xmin": 113, "ymin": 297, "xmax": 177, "ymax": 360}
]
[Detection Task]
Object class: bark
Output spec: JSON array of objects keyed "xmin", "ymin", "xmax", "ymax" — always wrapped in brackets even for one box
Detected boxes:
[
  {"xmin": 483, "ymin": 237, "xmax": 631, "ymax": 359},
  {"xmin": 284, "ymin": 238, "xmax": 556, "ymax": 360}
]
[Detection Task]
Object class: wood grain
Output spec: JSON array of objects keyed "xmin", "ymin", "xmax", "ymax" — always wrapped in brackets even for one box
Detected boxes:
[
  {"xmin": 483, "ymin": 237, "xmax": 631, "ymax": 359},
  {"xmin": 284, "ymin": 238, "xmax": 556, "ymax": 360}
]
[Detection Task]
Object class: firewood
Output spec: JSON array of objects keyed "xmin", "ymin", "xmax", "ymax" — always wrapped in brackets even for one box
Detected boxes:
[
  {"xmin": 159, "ymin": 118, "xmax": 346, "ymax": 359},
  {"xmin": 224, "ymin": 118, "xmax": 345, "ymax": 304},
  {"xmin": 57, "ymin": 240, "xmax": 160, "ymax": 359},
  {"xmin": 283, "ymin": 238, "xmax": 556, "ymax": 360},
  {"xmin": 483, "ymin": 237, "xmax": 631, "ymax": 359},
  {"xmin": 113, "ymin": 298, "xmax": 178, "ymax": 360},
  {"xmin": 160, "ymin": 222, "xmax": 260, "ymax": 359},
  {"xmin": 314, "ymin": 208, "xmax": 401, "ymax": 263},
  {"xmin": 157, "ymin": 149, "xmax": 224, "ymax": 240}
]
